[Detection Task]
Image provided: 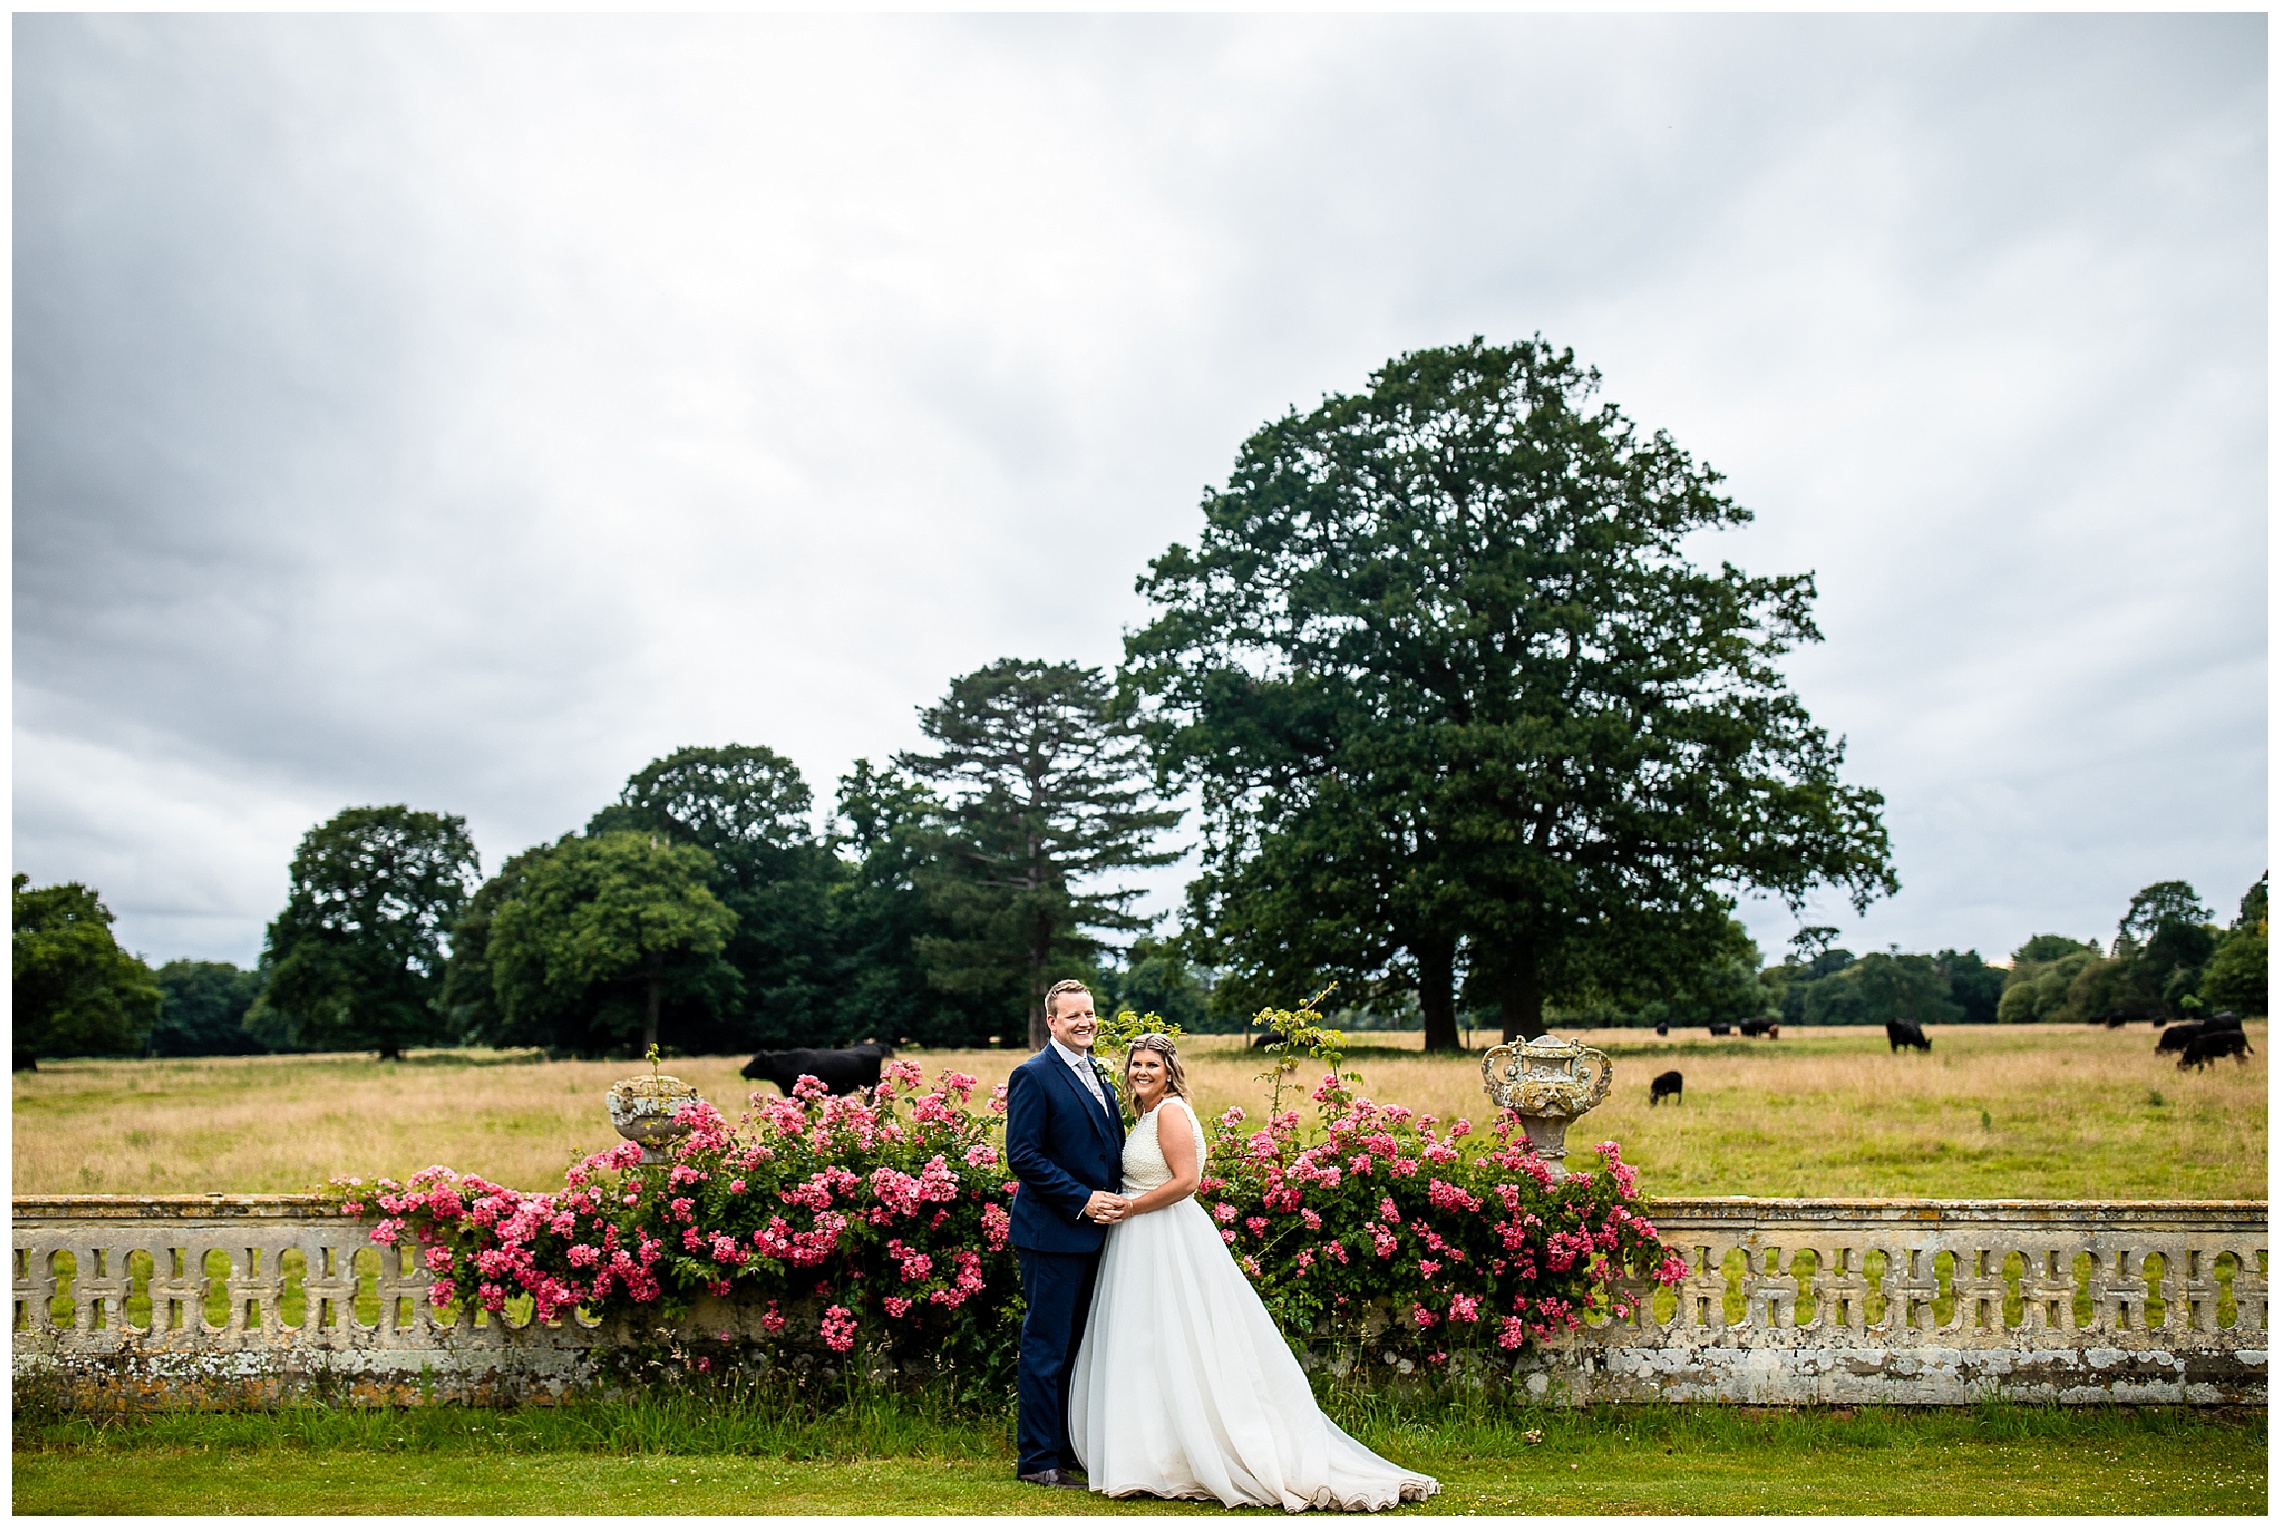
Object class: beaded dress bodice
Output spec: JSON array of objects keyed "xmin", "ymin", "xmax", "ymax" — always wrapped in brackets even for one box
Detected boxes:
[{"xmin": 1121, "ymin": 1098, "xmax": 1207, "ymax": 1194}]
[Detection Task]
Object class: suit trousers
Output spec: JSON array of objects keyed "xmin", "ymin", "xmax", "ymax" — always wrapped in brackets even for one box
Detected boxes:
[{"xmin": 1015, "ymin": 1245, "xmax": 1101, "ymax": 1476}]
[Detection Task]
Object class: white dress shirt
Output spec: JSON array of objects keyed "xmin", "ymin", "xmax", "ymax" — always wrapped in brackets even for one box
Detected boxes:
[{"xmin": 1050, "ymin": 1036, "xmax": 1111, "ymax": 1113}]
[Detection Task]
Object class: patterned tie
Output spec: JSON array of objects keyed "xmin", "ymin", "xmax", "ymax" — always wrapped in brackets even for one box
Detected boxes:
[{"xmin": 1071, "ymin": 1051, "xmax": 1108, "ymax": 1112}]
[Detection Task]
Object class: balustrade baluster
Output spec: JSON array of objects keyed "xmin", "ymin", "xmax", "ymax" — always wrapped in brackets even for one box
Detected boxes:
[
  {"xmin": 1680, "ymin": 1243, "xmax": 1720, "ymax": 1330},
  {"xmin": 1954, "ymin": 1245, "xmax": 2008, "ymax": 1336},
  {"xmin": 2078, "ymin": 1247, "xmax": 2114, "ymax": 1334},
  {"xmin": 1759, "ymin": 1246, "xmax": 1798, "ymax": 1330},
  {"xmin": 2105, "ymin": 1246, "xmax": 2148, "ymax": 1333},
  {"xmin": 153, "ymin": 1245, "xmax": 194, "ymax": 1338},
  {"xmin": 2230, "ymin": 1244, "xmax": 2268, "ymax": 1332},
  {"xmin": 1820, "ymin": 1245, "xmax": 1867, "ymax": 1334},
  {"xmin": 1887, "ymin": 1245, "xmax": 1939, "ymax": 1334},
  {"xmin": 2023, "ymin": 1244, "xmax": 2073, "ymax": 1332}
]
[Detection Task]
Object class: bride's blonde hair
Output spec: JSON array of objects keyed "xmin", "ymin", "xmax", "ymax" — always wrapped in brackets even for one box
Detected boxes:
[{"xmin": 1123, "ymin": 1033, "xmax": 1190, "ymax": 1102}]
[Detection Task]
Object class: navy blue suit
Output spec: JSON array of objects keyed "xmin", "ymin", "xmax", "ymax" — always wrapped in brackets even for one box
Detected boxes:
[{"xmin": 1003, "ymin": 1044, "xmax": 1125, "ymax": 1476}]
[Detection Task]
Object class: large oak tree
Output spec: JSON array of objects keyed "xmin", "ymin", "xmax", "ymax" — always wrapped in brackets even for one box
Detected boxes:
[
  {"xmin": 251, "ymin": 806, "xmax": 481, "ymax": 1059},
  {"xmin": 1124, "ymin": 337, "xmax": 1895, "ymax": 1046}
]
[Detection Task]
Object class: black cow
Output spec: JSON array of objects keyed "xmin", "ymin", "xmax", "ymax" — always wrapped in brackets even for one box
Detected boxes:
[
  {"xmin": 1654, "ymin": 1022, "xmax": 1670, "ymax": 1038},
  {"xmin": 2157, "ymin": 1014, "xmax": 2244, "ymax": 1054},
  {"xmin": 11, "ymin": 1049, "xmax": 35, "ymax": 1073},
  {"xmin": 1886, "ymin": 1021, "xmax": 1931, "ymax": 1053},
  {"xmin": 1650, "ymin": 1070, "xmax": 1683, "ymax": 1106},
  {"xmin": 1738, "ymin": 1019, "xmax": 1780, "ymax": 1039},
  {"xmin": 2177, "ymin": 1030, "xmax": 2252, "ymax": 1071},
  {"xmin": 741, "ymin": 1043, "xmax": 896, "ymax": 1097},
  {"xmin": 1707, "ymin": 1022, "xmax": 1732, "ymax": 1037}
]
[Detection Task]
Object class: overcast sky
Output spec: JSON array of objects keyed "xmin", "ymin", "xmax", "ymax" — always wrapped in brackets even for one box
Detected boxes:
[{"xmin": 13, "ymin": 12, "xmax": 2268, "ymax": 976}]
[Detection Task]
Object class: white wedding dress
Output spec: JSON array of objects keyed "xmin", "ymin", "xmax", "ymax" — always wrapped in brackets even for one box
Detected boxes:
[{"xmin": 1068, "ymin": 1097, "xmax": 1440, "ymax": 1513}]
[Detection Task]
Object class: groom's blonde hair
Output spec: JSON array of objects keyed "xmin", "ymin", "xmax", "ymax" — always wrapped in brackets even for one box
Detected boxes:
[
  {"xmin": 1044, "ymin": 980, "xmax": 1091, "ymax": 1020},
  {"xmin": 1124, "ymin": 1033, "xmax": 1190, "ymax": 1101}
]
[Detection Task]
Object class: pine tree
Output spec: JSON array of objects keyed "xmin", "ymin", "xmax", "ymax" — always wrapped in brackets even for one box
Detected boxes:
[{"xmin": 897, "ymin": 659, "xmax": 1182, "ymax": 1048}]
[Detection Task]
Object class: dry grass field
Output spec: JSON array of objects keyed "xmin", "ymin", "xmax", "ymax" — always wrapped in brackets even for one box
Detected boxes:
[{"xmin": 11, "ymin": 1023, "xmax": 2265, "ymax": 1201}]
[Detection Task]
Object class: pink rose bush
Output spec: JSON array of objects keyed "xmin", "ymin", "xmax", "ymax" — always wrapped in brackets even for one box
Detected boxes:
[
  {"xmin": 324, "ymin": 1053, "xmax": 1685, "ymax": 1374},
  {"xmin": 1191, "ymin": 1072, "xmax": 1687, "ymax": 1359},
  {"xmin": 320, "ymin": 1061, "xmax": 1021, "ymax": 1369}
]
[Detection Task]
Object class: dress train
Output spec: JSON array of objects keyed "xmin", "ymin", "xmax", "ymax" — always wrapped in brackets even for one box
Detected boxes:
[{"xmin": 1068, "ymin": 1097, "xmax": 1439, "ymax": 1513}]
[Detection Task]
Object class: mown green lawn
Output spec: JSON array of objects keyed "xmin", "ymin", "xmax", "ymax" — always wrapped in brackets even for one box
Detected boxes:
[
  {"xmin": 14, "ymin": 1395, "xmax": 2264, "ymax": 1516},
  {"xmin": 15, "ymin": 1445, "xmax": 2268, "ymax": 1516}
]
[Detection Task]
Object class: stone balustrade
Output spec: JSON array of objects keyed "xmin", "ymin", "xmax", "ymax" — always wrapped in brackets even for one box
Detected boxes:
[
  {"xmin": 12, "ymin": 1194, "xmax": 2265, "ymax": 1408},
  {"xmin": 1557, "ymin": 1197, "xmax": 2265, "ymax": 1404}
]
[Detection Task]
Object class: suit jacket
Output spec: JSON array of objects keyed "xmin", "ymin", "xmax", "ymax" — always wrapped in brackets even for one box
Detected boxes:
[{"xmin": 1004, "ymin": 1044, "xmax": 1127, "ymax": 1254}]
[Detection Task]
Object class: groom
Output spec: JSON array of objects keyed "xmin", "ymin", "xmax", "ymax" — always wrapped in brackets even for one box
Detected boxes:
[{"xmin": 1003, "ymin": 978, "xmax": 1129, "ymax": 1489}]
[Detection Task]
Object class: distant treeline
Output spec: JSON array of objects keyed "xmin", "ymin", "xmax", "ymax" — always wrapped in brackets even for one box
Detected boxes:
[
  {"xmin": 17, "ymin": 861, "xmax": 2265, "ymax": 1062},
  {"xmin": 1540, "ymin": 873, "xmax": 2266, "ymax": 1031}
]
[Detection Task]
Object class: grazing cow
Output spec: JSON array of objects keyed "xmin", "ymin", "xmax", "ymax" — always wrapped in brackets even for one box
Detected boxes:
[
  {"xmin": 1650, "ymin": 1070, "xmax": 1683, "ymax": 1106},
  {"xmin": 741, "ymin": 1042, "xmax": 896, "ymax": 1097},
  {"xmin": 11, "ymin": 1049, "xmax": 35, "ymax": 1073},
  {"xmin": 2157, "ymin": 1022, "xmax": 2205, "ymax": 1054},
  {"xmin": 1654, "ymin": 1022, "xmax": 1670, "ymax": 1038},
  {"xmin": 1886, "ymin": 1020, "xmax": 1932, "ymax": 1053},
  {"xmin": 2177, "ymin": 1030, "xmax": 2252, "ymax": 1071},
  {"xmin": 1706, "ymin": 1022, "xmax": 1732, "ymax": 1037},
  {"xmin": 1738, "ymin": 1019, "xmax": 1780, "ymax": 1039},
  {"xmin": 2158, "ymin": 1014, "xmax": 2243, "ymax": 1054}
]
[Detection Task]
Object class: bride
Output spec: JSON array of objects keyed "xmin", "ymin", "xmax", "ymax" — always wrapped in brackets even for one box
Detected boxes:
[{"xmin": 1067, "ymin": 1033, "xmax": 1439, "ymax": 1512}]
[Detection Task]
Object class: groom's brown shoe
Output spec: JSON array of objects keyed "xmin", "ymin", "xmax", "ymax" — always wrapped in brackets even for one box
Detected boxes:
[{"xmin": 1017, "ymin": 1469, "xmax": 1086, "ymax": 1489}]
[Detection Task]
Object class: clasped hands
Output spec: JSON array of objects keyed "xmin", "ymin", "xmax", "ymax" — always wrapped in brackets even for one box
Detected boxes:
[{"xmin": 1083, "ymin": 1190, "xmax": 1133, "ymax": 1225}]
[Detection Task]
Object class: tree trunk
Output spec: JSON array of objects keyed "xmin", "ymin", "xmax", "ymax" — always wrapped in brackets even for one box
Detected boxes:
[
  {"xmin": 1497, "ymin": 947, "xmax": 1547, "ymax": 1042},
  {"xmin": 643, "ymin": 956, "xmax": 663, "ymax": 1055},
  {"xmin": 1415, "ymin": 937, "xmax": 1462, "ymax": 1053},
  {"xmin": 1026, "ymin": 905, "xmax": 1051, "ymax": 1051}
]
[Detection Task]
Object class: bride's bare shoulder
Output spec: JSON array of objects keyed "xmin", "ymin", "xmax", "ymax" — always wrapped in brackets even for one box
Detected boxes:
[{"xmin": 1160, "ymin": 1095, "xmax": 1203, "ymax": 1131}]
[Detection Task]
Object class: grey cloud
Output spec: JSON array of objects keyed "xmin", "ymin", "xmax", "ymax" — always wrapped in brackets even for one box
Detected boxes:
[{"xmin": 12, "ymin": 13, "xmax": 2264, "ymax": 971}]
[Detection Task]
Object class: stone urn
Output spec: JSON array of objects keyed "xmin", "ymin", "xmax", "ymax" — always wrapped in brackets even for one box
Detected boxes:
[
  {"xmin": 1480, "ymin": 1034, "xmax": 1614, "ymax": 1181},
  {"xmin": 606, "ymin": 1073, "xmax": 703, "ymax": 1164}
]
